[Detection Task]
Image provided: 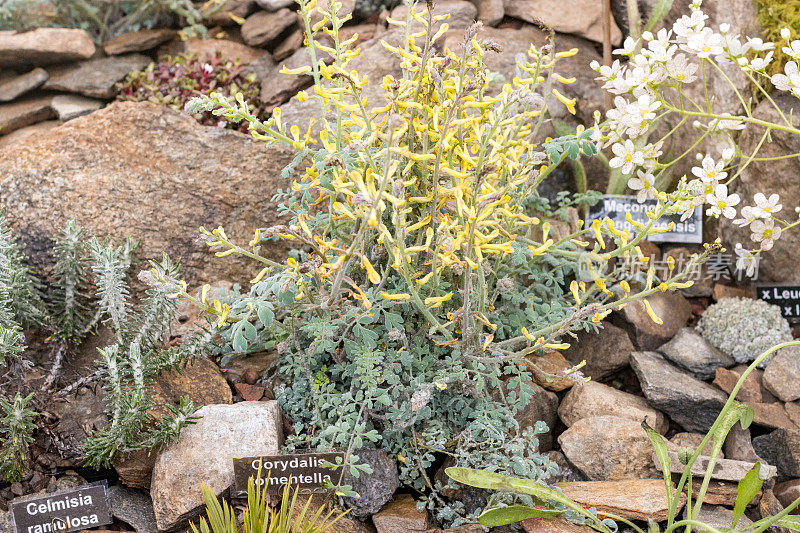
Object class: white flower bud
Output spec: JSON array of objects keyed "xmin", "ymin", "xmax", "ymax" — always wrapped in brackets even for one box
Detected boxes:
[
  {"xmin": 782, "ymin": 28, "xmax": 792, "ymax": 40},
  {"xmin": 642, "ymin": 31, "xmax": 653, "ymax": 41},
  {"xmin": 590, "ymin": 60, "xmax": 599, "ymax": 70},
  {"xmin": 719, "ymin": 23, "xmax": 730, "ymax": 34},
  {"xmin": 695, "ymin": 152, "xmax": 703, "ymax": 160},
  {"xmin": 722, "ymin": 147, "xmax": 735, "ymax": 161}
]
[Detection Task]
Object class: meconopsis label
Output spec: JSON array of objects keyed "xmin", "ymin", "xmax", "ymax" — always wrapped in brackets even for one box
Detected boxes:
[
  {"xmin": 587, "ymin": 194, "xmax": 703, "ymax": 244},
  {"xmin": 9, "ymin": 481, "xmax": 112, "ymax": 533}
]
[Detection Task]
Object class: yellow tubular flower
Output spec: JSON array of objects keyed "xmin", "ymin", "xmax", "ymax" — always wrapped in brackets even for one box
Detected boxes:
[
  {"xmin": 642, "ymin": 299, "xmax": 664, "ymax": 325},
  {"xmin": 361, "ymin": 255, "xmax": 382, "ymax": 284},
  {"xmin": 592, "ymin": 309, "xmax": 612, "ymax": 322},
  {"xmin": 570, "ymin": 280, "xmax": 581, "ymax": 304},
  {"xmin": 551, "ymin": 89, "xmax": 576, "ymax": 114},
  {"xmin": 380, "ymin": 292, "xmax": 411, "ymax": 301},
  {"xmin": 424, "ymin": 292, "xmax": 453, "ymax": 308},
  {"xmin": 591, "ymin": 219, "xmax": 605, "ymax": 249}
]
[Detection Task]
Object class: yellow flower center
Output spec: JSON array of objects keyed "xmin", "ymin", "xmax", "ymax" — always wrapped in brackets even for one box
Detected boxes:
[
  {"xmin": 625, "ymin": 154, "xmax": 632, "ymax": 162},
  {"xmin": 764, "ymin": 229, "xmax": 773, "ymax": 238}
]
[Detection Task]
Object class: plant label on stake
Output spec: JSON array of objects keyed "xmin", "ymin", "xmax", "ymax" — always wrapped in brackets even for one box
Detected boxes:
[
  {"xmin": 588, "ymin": 194, "xmax": 702, "ymax": 244},
  {"xmin": 756, "ymin": 284, "xmax": 800, "ymax": 323},
  {"xmin": 232, "ymin": 452, "xmax": 345, "ymax": 496},
  {"xmin": 9, "ymin": 481, "xmax": 112, "ymax": 533}
]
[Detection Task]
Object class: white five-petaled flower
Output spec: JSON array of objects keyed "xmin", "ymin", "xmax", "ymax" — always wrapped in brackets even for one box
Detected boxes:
[
  {"xmin": 686, "ymin": 27, "xmax": 725, "ymax": 58},
  {"xmin": 705, "ymin": 184, "xmax": 740, "ymax": 219},
  {"xmin": 733, "ymin": 205, "xmax": 758, "ymax": 227},
  {"xmin": 614, "ymin": 36, "xmax": 639, "ymax": 56},
  {"xmin": 628, "ymin": 169, "xmax": 657, "ymax": 203},
  {"xmin": 750, "ymin": 218, "xmax": 782, "ymax": 250},
  {"xmin": 753, "ymin": 192, "xmax": 783, "ymax": 218},
  {"xmin": 666, "ymin": 53, "xmax": 698, "ymax": 83},
  {"xmin": 609, "ymin": 140, "xmax": 645, "ymax": 175},
  {"xmin": 783, "ymin": 40, "xmax": 800, "ymax": 60},
  {"xmin": 771, "ymin": 61, "xmax": 800, "ymax": 94},
  {"xmin": 743, "ymin": 51, "xmax": 774, "ymax": 72},
  {"xmin": 746, "ymin": 37, "xmax": 775, "ymax": 52},
  {"xmin": 734, "ymin": 244, "xmax": 758, "ymax": 277},
  {"xmin": 692, "ymin": 155, "xmax": 727, "ymax": 182}
]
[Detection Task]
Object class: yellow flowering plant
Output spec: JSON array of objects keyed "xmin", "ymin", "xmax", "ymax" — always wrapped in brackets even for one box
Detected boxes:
[{"xmin": 168, "ymin": 0, "xmax": 718, "ymax": 523}]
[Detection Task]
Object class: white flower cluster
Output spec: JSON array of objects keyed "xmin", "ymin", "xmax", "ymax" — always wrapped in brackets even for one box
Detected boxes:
[{"xmin": 589, "ymin": 0, "xmax": 800, "ymax": 275}]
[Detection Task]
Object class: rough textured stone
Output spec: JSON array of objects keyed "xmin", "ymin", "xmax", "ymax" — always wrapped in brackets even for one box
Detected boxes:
[
  {"xmin": 670, "ymin": 432, "xmax": 723, "ymax": 459},
  {"xmin": 151, "ymin": 401, "xmax": 283, "ymax": 531},
  {"xmin": 788, "ymin": 402, "xmax": 800, "ymax": 428},
  {"xmin": 256, "ymin": 0, "xmax": 294, "ymax": 9},
  {"xmin": 631, "ymin": 351, "xmax": 727, "ymax": 433},
  {"xmin": 774, "ymin": 479, "xmax": 800, "ymax": 510},
  {"xmin": 558, "ymin": 381, "xmax": 669, "ymax": 433},
  {"xmin": 503, "ymin": 0, "xmax": 621, "ymax": 44},
  {"xmin": 713, "ymin": 284, "xmax": 755, "ymax": 301},
  {"xmin": 764, "ymin": 345, "xmax": 800, "ymax": 402},
  {"xmin": 0, "ymin": 96, "xmax": 55, "ymax": 135},
  {"xmin": 659, "ymin": 328, "xmax": 734, "ymax": 381},
  {"xmin": 528, "ymin": 351, "xmax": 574, "ymax": 391},
  {"xmin": 0, "ymin": 28, "xmax": 95, "ymax": 67},
  {"xmin": 558, "ymin": 415, "xmax": 661, "ymax": 480},
  {"xmin": 373, "ymin": 494, "xmax": 428, "ymax": 533},
  {"xmin": 518, "ymin": 382, "xmax": 558, "ymax": 452},
  {"xmin": 721, "ymin": 95, "xmax": 800, "ymax": 283},
  {"xmin": 751, "ymin": 402, "xmax": 800, "ymax": 431},
  {"xmin": 563, "ymin": 321, "xmax": 634, "ymax": 380},
  {"xmin": 0, "ymin": 119, "xmax": 60, "ymax": 149},
  {"xmin": 51, "ymin": 94, "xmax": 103, "ymax": 121},
  {"xmin": 242, "ymin": 9, "xmax": 298, "ymax": 48},
  {"xmin": 758, "ymin": 489, "xmax": 792, "ymax": 533},
  {"xmin": 273, "ymin": 29, "xmax": 304, "ymax": 61},
  {"xmin": 754, "ymin": 430, "xmax": 800, "ymax": 479},
  {"xmin": 687, "ymin": 479, "xmax": 761, "ymax": 507},
  {"xmin": 685, "ymin": 505, "xmax": 752, "ymax": 529},
  {"xmin": 618, "ymin": 291, "xmax": 692, "ymax": 350},
  {"xmin": 658, "ymin": 451, "xmax": 776, "ymax": 482},
  {"xmin": 663, "ymin": 247, "xmax": 713, "ymax": 297},
  {"xmin": 108, "ymin": 485, "xmax": 158, "ymax": 533},
  {"xmin": 43, "ymin": 54, "xmax": 151, "ymax": 99},
  {"xmin": 713, "ymin": 367, "xmax": 763, "ymax": 403},
  {"xmin": 392, "ymin": 1, "xmax": 477, "ymax": 31},
  {"xmin": 555, "ymin": 479, "xmax": 683, "ymax": 521},
  {"xmin": 468, "ymin": 0, "xmax": 503, "ymax": 26},
  {"xmin": 204, "ymin": 0, "xmax": 258, "ymax": 25},
  {"xmin": 249, "ymin": 47, "xmax": 311, "ymax": 108},
  {"xmin": 0, "ymin": 102, "xmax": 295, "ymax": 286},
  {"xmin": 115, "ymin": 356, "xmax": 233, "ymax": 488},
  {"xmin": 547, "ymin": 450, "xmax": 588, "ymax": 483},
  {"xmin": 522, "ymin": 517, "xmax": 593, "ymax": 533},
  {"xmin": 220, "ymin": 350, "xmax": 277, "ymax": 385},
  {"xmin": 235, "ymin": 382, "xmax": 265, "ymax": 400},
  {"xmin": 342, "ymin": 449, "xmax": 400, "ymax": 519},
  {"xmin": 0, "ymin": 68, "xmax": 48, "ymax": 102},
  {"xmin": 104, "ymin": 29, "xmax": 177, "ymax": 55},
  {"xmin": 0, "ymin": 510, "xmax": 11, "ymax": 532},
  {"xmin": 724, "ymin": 423, "xmax": 760, "ymax": 462},
  {"xmin": 159, "ymin": 38, "xmax": 270, "ymax": 65}
]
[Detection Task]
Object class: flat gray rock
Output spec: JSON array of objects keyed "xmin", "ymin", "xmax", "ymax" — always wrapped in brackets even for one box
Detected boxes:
[
  {"xmin": 109, "ymin": 485, "xmax": 157, "ymax": 533},
  {"xmin": 0, "ymin": 68, "xmax": 49, "ymax": 102},
  {"xmin": 43, "ymin": 54, "xmax": 151, "ymax": 98},
  {"xmin": 51, "ymin": 94, "xmax": 103, "ymax": 121},
  {"xmin": 0, "ymin": 28, "xmax": 95, "ymax": 68},
  {"xmin": 659, "ymin": 327, "xmax": 734, "ymax": 381},
  {"xmin": 0, "ymin": 96, "xmax": 54, "ymax": 135},
  {"xmin": 753, "ymin": 429, "xmax": 800, "ymax": 479},
  {"xmin": 763, "ymin": 345, "xmax": 800, "ymax": 402},
  {"xmin": 657, "ymin": 451, "xmax": 776, "ymax": 482},
  {"xmin": 630, "ymin": 351, "xmax": 727, "ymax": 432}
]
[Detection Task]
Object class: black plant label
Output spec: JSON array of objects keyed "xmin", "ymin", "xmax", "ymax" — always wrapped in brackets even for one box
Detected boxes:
[
  {"xmin": 233, "ymin": 452, "xmax": 345, "ymax": 496},
  {"xmin": 756, "ymin": 284, "xmax": 800, "ymax": 322},
  {"xmin": 10, "ymin": 481, "xmax": 112, "ymax": 533}
]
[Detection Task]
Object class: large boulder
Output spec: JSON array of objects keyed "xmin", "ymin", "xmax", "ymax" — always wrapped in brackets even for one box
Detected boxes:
[
  {"xmin": 617, "ymin": 291, "xmax": 692, "ymax": 350},
  {"xmin": 150, "ymin": 401, "xmax": 283, "ymax": 531},
  {"xmin": 563, "ymin": 321, "xmax": 634, "ymax": 380},
  {"xmin": 658, "ymin": 328, "xmax": 734, "ymax": 381},
  {"xmin": 721, "ymin": 94, "xmax": 800, "ymax": 283},
  {"xmin": 0, "ymin": 101, "xmax": 295, "ymax": 286}
]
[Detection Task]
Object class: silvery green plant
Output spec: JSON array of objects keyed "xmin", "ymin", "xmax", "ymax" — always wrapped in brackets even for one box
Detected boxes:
[
  {"xmin": 696, "ymin": 297, "xmax": 793, "ymax": 366},
  {"xmin": 447, "ymin": 341, "xmax": 800, "ymax": 533},
  {"xmin": 0, "ymin": 392, "xmax": 38, "ymax": 482},
  {"xmin": 0, "ymin": 213, "xmax": 207, "ymax": 473}
]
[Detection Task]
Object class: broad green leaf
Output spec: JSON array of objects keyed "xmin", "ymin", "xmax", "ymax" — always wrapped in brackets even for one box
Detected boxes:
[
  {"xmin": 478, "ymin": 505, "xmax": 563, "ymax": 527},
  {"xmin": 446, "ymin": 467, "xmax": 572, "ymax": 506},
  {"xmin": 733, "ymin": 462, "xmax": 763, "ymax": 528}
]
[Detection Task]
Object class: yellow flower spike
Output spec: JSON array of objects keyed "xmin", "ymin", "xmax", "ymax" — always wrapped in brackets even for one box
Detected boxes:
[
  {"xmin": 553, "ymin": 73, "xmax": 577, "ymax": 84},
  {"xmin": 297, "ymin": 90, "xmax": 309, "ymax": 102},
  {"xmin": 659, "ymin": 282, "xmax": 669, "ymax": 292},
  {"xmin": 361, "ymin": 255, "xmax": 382, "ymax": 284},
  {"xmin": 667, "ymin": 256, "xmax": 676, "ymax": 272},
  {"xmin": 249, "ymin": 228, "xmax": 261, "ymax": 247},
  {"xmin": 529, "ymin": 240, "xmax": 553, "ymax": 256},
  {"xmin": 348, "ymin": 281, "xmax": 372, "ymax": 310},
  {"xmin": 482, "ymin": 334, "xmax": 494, "ymax": 351},
  {"xmin": 591, "ymin": 219, "xmax": 605, "ymax": 249},
  {"xmin": 620, "ymin": 280, "xmax": 631, "ymax": 293},
  {"xmin": 434, "ymin": 381, "xmax": 447, "ymax": 390},
  {"xmin": 200, "ymin": 284, "xmax": 211, "ymax": 304},
  {"xmin": 280, "ymin": 64, "xmax": 312, "ymax": 76},
  {"xmin": 569, "ymin": 280, "xmax": 581, "ymax": 304},
  {"xmin": 625, "ymin": 212, "xmax": 645, "ymax": 229},
  {"xmin": 646, "ymin": 266, "xmax": 655, "ymax": 290},
  {"xmin": 642, "ymin": 299, "xmax": 664, "ymax": 325},
  {"xmin": 551, "ymin": 88, "xmax": 576, "ymax": 114},
  {"xmin": 251, "ymin": 266, "xmax": 270, "ymax": 284},
  {"xmin": 591, "ymin": 309, "xmax": 612, "ymax": 323},
  {"xmin": 671, "ymin": 281, "xmax": 695, "ymax": 289},
  {"xmin": 521, "ymin": 327, "xmax": 535, "ymax": 342},
  {"xmin": 555, "ymin": 47, "xmax": 580, "ymax": 57},
  {"xmin": 424, "ymin": 292, "xmax": 453, "ymax": 308},
  {"xmin": 542, "ymin": 342, "xmax": 571, "ymax": 350},
  {"xmin": 417, "ymin": 271, "xmax": 434, "ymax": 285},
  {"xmin": 215, "ymin": 248, "xmax": 236, "ymax": 257},
  {"xmin": 380, "ymin": 292, "xmax": 411, "ymax": 301}
]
